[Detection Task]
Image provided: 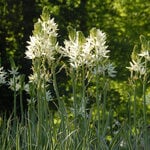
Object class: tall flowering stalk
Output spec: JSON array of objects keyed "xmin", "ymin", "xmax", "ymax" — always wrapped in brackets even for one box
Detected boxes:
[
  {"xmin": 25, "ymin": 7, "xmax": 60, "ymax": 147},
  {"xmin": 1, "ymin": 60, "xmax": 26, "ymax": 121},
  {"xmin": 25, "ymin": 8, "xmax": 58, "ymax": 101},
  {"xmin": 61, "ymin": 26, "xmax": 116, "ymax": 148},
  {"xmin": 8, "ymin": 66, "xmax": 20, "ymax": 119},
  {"xmin": 127, "ymin": 35, "xmax": 150, "ymax": 149}
]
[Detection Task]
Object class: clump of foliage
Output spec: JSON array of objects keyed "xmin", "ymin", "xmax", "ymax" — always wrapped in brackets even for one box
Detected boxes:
[{"xmin": 0, "ymin": 7, "xmax": 150, "ymax": 150}]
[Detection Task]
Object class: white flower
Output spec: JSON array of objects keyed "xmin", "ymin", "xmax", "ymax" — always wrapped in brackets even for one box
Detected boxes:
[
  {"xmin": 61, "ymin": 32, "xmax": 88, "ymax": 68},
  {"xmin": 93, "ymin": 65, "xmax": 106, "ymax": 76},
  {"xmin": 8, "ymin": 67, "xmax": 19, "ymax": 76},
  {"xmin": 27, "ymin": 98, "xmax": 36, "ymax": 105},
  {"xmin": 93, "ymin": 63, "xmax": 117, "ymax": 77},
  {"xmin": 29, "ymin": 71, "xmax": 50, "ymax": 85},
  {"xmin": 41, "ymin": 18, "xmax": 58, "ymax": 36},
  {"xmin": 25, "ymin": 36, "xmax": 40, "ymax": 59},
  {"xmin": 0, "ymin": 67, "xmax": 7, "ymax": 85},
  {"xmin": 8, "ymin": 75, "xmax": 21, "ymax": 91},
  {"xmin": 25, "ymin": 16, "xmax": 58, "ymax": 62},
  {"xmin": 126, "ymin": 59, "xmax": 146, "ymax": 76},
  {"xmin": 45, "ymin": 90, "xmax": 53, "ymax": 101},
  {"xmin": 89, "ymin": 28, "xmax": 110, "ymax": 62},
  {"xmin": 138, "ymin": 50, "xmax": 150, "ymax": 61},
  {"xmin": 106, "ymin": 63, "xmax": 117, "ymax": 77},
  {"xmin": 29, "ymin": 72, "xmax": 38, "ymax": 83},
  {"xmin": 61, "ymin": 28, "xmax": 110, "ymax": 69},
  {"xmin": 24, "ymin": 84, "xmax": 29, "ymax": 93}
]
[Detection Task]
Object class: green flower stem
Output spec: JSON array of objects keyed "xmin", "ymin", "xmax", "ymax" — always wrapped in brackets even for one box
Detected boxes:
[
  {"xmin": 27, "ymin": 119, "xmax": 32, "ymax": 150},
  {"xmin": 13, "ymin": 76, "xmax": 17, "ymax": 119},
  {"xmin": 81, "ymin": 65, "xmax": 87, "ymax": 149},
  {"xmin": 82, "ymin": 65, "xmax": 86, "ymax": 121},
  {"xmin": 52, "ymin": 65, "xmax": 66, "ymax": 113},
  {"xmin": 34, "ymin": 59, "xmax": 44, "ymax": 146},
  {"xmin": 72, "ymin": 69, "xmax": 77, "ymax": 121},
  {"xmin": 95, "ymin": 65, "xmax": 101, "ymax": 149},
  {"xmin": 19, "ymin": 75, "xmax": 24, "ymax": 122},
  {"xmin": 19, "ymin": 89, "xmax": 23, "ymax": 120},
  {"xmin": 133, "ymin": 81, "xmax": 137, "ymax": 149},
  {"xmin": 143, "ymin": 59, "xmax": 148, "ymax": 150},
  {"xmin": 143, "ymin": 77, "xmax": 148, "ymax": 150},
  {"xmin": 52, "ymin": 65, "xmax": 67, "ymax": 144},
  {"xmin": 102, "ymin": 78, "xmax": 108, "ymax": 130},
  {"xmin": 37, "ymin": 85, "xmax": 42, "ymax": 146},
  {"xmin": 71, "ymin": 68, "xmax": 78, "ymax": 149}
]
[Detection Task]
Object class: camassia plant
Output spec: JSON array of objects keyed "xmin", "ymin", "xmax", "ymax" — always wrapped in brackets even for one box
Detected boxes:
[
  {"xmin": 126, "ymin": 35, "xmax": 150, "ymax": 149},
  {"xmin": 0, "ymin": 7, "xmax": 150, "ymax": 149}
]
